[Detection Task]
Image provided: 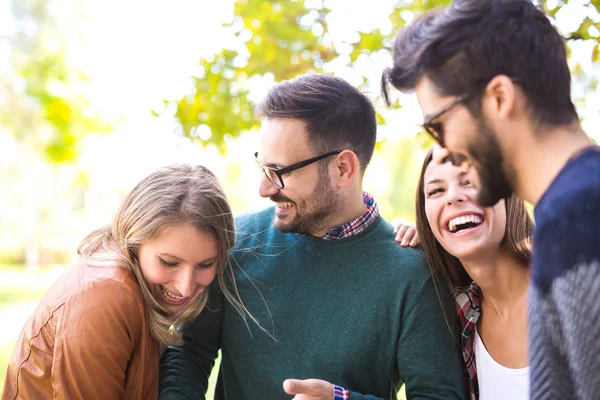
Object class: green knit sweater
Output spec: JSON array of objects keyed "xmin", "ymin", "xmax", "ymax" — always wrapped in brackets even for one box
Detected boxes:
[{"xmin": 159, "ymin": 207, "xmax": 466, "ymax": 400}]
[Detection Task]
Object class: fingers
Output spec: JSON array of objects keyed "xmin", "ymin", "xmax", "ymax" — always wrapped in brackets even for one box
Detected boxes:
[
  {"xmin": 401, "ymin": 225, "xmax": 417, "ymax": 246},
  {"xmin": 395, "ymin": 224, "xmax": 409, "ymax": 243},
  {"xmin": 391, "ymin": 217, "xmax": 407, "ymax": 233},
  {"xmin": 283, "ymin": 379, "xmax": 333, "ymax": 397},
  {"xmin": 407, "ymin": 226, "xmax": 420, "ymax": 247},
  {"xmin": 393, "ymin": 222, "xmax": 418, "ymax": 247}
]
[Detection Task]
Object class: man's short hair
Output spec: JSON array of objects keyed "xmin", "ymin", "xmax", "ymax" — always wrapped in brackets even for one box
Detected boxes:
[
  {"xmin": 382, "ymin": 0, "xmax": 578, "ymax": 127},
  {"xmin": 256, "ymin": 73, "xmax": 377, "ymax": 172}
]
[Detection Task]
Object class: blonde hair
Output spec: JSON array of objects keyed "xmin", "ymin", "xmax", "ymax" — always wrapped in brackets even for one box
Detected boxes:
[{"xmin": 77, "ymin": 164, "xmax": 246, "ymax": 346}]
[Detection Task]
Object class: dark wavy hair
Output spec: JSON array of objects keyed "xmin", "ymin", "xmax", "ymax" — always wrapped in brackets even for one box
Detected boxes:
[{"xmin": 381, "ymin": 0, "xmax": 577, "ymax": 127}]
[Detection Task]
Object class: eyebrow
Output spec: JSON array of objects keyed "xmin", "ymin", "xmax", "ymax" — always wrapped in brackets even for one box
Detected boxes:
[
  {"xmin": 425, "ymin": 167, "xmax": 469, "ymax": 186},
  {"xmin": 158, "ymin": 253, "xmax": 219, "ymax": 265},
  {"xmin": 256, "ymin": 153, "xmax": 283, "ymax": 169},
  {"xmin": 265, "ymin": 162, "xmax": 282, "ymax": 169},
  {"xmin": 425, "ymin": 178, "xmax": 444, "ymax": 186}
]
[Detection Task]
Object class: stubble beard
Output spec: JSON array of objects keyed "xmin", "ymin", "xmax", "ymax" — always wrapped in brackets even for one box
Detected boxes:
[
  {"xmin": 272, "ymin": 173, "xmax": 342, "ymax": 236},
  {"xmin": 469, "ymin": 118, "xmax": 516, "ymax": 207}
]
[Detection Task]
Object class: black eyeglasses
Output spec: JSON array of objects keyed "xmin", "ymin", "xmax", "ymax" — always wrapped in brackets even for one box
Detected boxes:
[
  {"xmin": 422, "ymin": 76, "xmax": 521, "ymax": 167},
  {"xmin": 421, "ymin": 92, "xmax": 476, "ymax": 169},
  {"xmin": 254, "ymin": 150, "xmax": 342, "ymax": 189},
  {"xmin": 422, "ymin": 92, "xmax": 476, "ymax": 147}
]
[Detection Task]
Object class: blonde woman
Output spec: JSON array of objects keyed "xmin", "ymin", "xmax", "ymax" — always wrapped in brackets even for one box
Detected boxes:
[{"xmin": 3, "ymin": 164, "xmax": 243, "ymax": 399}]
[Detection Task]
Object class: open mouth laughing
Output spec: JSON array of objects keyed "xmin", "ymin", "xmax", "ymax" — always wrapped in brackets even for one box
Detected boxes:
[{"xmin": 445, "ymin": 213, "xmax": 483, "ymax": 234}]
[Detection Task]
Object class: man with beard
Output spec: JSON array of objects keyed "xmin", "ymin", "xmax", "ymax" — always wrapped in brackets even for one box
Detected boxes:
[
  {"xmin": 158, "ymin": 73, "xmax": 466, "ymax": 400},
  {"xmin": 382, "ymin": 0, "xmax": 600, "ymax": 398}
]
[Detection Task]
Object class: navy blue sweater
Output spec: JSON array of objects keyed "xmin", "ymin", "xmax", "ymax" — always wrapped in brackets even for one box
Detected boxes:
[{"xmin": 529, "ymin": 146, "xmax": 600, "ymax": 399}]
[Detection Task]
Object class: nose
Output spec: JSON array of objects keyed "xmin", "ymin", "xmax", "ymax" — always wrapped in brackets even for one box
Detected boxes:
[
  {"xmin": 174, "ymin": 266, "xmax": 217, "ymax": 297},
  {"xmin": 258, "ymin": 173, "xmax": 280, "ymax": 199},
  {"xmin": 174, "ymin": 268, "xmax": 197, "ymax": 298},
  {"xmin": 446, "ymin": 184, "xmax": 467, "ymax": 206}
]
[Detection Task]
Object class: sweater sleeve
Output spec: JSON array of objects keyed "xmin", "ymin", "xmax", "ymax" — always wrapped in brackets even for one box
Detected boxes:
[
  {"xmin": 51, "ymin": 279, "xmax": 140, "ymax": 399},
  {"xmin": 159, "ymin": 284, "xmax": 224, "ymax": 400},
  {"xmin": 338, "ymin": 276, "xmax": 466, "ymax": 400},
  {"xmin": 394, "ymin": 276, "xmax": 466, "ymax": 400}
]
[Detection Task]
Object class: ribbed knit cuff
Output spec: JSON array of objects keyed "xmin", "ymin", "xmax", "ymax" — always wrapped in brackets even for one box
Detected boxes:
[{"xmin": 333, "ymin": 384, "xmax": 349, "ymax": 399}]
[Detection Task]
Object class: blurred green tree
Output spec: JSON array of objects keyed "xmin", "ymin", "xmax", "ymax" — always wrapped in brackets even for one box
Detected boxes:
[
  {"xmin": 0, "ymin": 0, "xmax": 110, "ymax": 268},
  {"xmin": 164, "ymin": 0, "xmax": 600, "ymax": 147},
  {"xmin": 0, "ymin": 0, "xmax": 109, "ymax": 164}
]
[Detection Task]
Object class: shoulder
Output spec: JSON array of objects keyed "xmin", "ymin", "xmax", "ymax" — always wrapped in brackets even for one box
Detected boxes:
[
  {"xmin": 234, "ymin": 208, "xmax": 275, "ymax": 238},
  {"xmin": 536, "ymin": 148, "xmax": 600, "ymax": 224},
  {"xmin": 60, "ymin": 266, "xmax": 145, "ymax": 335},
  {"xmin": 79, "ymin": 262, "xmax": 144, "ymax": 309},
  {"xmin": 535, "ymin": 147, "xmax": 600, "ymax": 241},
  {"xmin": 371, "ymin": 217, "xmax": 430, "ymax": 276},
  {"xmin": 233, "ymin": 207, "xmax": 297, "ymax": 252},
  {"xmin": 533, "ymin": 151, "xmax": 600, "ymax": 292},
  {"xmin": 235, "ymin": 207, "xmax": 274, "ymax": 229},
  {"xmin": 535, "ymin": 174, "xmax": 600, "ymax": 246}
]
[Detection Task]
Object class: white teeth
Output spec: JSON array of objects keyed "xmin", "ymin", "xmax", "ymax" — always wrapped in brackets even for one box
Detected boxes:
[
  {"xmin": 277, "ymin": 202, "xmax": 293, "ymax": 209},
  {"xmin": 448, "ymin": 214, "xmax": 483, "ymax": 232},
  {"xmin": 160, "ymin": 285, "xmax": 185, "ymax": 301}
]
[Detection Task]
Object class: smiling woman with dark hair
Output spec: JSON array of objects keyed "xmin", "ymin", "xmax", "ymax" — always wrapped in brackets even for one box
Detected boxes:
[{"xmin": 395, "ymin": 146, "xmax": 533, "ymax": 400}]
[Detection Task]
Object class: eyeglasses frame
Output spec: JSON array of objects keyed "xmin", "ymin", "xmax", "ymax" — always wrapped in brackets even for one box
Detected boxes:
[
  {"xmin": 421, "ymin": 76, "xmax": 522, "ymax": 167},
  {"xmin": 254, "ymin": 149, "xmax": 343, "ymax": 189},
  {"xmin": 421, "ymin": 76, "xmax": 522, "ymax": 147}
]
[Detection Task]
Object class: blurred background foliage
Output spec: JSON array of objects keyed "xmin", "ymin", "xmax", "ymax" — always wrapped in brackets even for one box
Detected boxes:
[
  {"xmin": 2, "ymin": 0, "xmax": 110, "ymax": 163},
  {"xmin": 166, "ymin": 0, "xmax": 600, "ymax": 145},
  {"xmin": 1, "ymin": 0, "xmax": 600, "ymax": 396}
]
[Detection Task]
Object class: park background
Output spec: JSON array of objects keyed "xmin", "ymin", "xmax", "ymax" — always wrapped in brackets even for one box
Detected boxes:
[{"xmin": 1, "ymin": 0, "xmax": 599, "ymax": 397}]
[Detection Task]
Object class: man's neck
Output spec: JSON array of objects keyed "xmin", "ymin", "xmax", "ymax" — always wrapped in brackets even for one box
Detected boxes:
[
  {"xmin": 309, "ymin": 190, "xmax": 367, "ymax": 237},
  {"xmin": 512, "ymin": 123, "xmax": 594, "ymax": 205}
]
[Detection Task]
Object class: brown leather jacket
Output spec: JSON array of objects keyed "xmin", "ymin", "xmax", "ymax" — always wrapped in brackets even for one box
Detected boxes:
[{"xmin": 2, "ymin": 261, "xmax": 159, "ymax": 399}]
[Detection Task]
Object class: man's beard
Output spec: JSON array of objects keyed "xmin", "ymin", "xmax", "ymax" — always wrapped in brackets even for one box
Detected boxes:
[
  {"xmin": 270, "ymin": 172, "xmax": 342, "ymax": 236},
  {"xmin": 468, "ymin": 118, "xmax": 515, "ymax": 207}
]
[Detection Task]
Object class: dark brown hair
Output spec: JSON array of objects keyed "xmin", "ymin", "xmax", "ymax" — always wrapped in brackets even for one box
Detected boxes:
[
  {"xmin": 415, "ymin": 149, "xmax": 533, "ymax": 289},
  {"xmin": 381, "ymin": 0, "xmax": 578, "ymax": 127},
  {"xmin": 255, "ymin": 73, "xmax": 377, "ymax": 172}
]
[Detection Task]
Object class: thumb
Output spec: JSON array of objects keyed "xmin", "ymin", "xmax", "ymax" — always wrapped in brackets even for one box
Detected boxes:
[{"xmin": 283, "ymin": 379, "xmax": 330, "ymax": 396}]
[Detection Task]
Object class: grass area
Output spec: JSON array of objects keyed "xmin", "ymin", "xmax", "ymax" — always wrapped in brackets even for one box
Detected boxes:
[{"xmin": 0, "ymin": 288, "xmax": 47, "ymax": 309}]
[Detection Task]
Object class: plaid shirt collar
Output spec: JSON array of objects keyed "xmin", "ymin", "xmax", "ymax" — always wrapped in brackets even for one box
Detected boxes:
[
  {"xmin": 453, "ymin": 281, "xmax": 481, "ymax": 400},
  {"xmin": 322, "ymin": 192, "xmax": 379, "ymax": 240}
]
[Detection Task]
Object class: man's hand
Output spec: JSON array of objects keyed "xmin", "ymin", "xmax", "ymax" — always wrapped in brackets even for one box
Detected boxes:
[{"xmin": 283, "ymin": 379, "xmax": 334, "ymax": 400}]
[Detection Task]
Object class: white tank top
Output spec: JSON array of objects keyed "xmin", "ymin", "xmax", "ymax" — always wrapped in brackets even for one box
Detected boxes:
[{"xmin": 474, "ymin": 328, "xmax": 529, "ymax": 400}]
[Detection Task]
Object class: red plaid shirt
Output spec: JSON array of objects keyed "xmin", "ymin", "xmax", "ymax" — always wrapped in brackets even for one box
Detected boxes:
[
  {"xmin": 323, "ymin": 192, "xmax": 379, "ymax": 240},
  {"xmin": 453, "ymin": 282, "xmax": 481, "ymax": 400}
]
